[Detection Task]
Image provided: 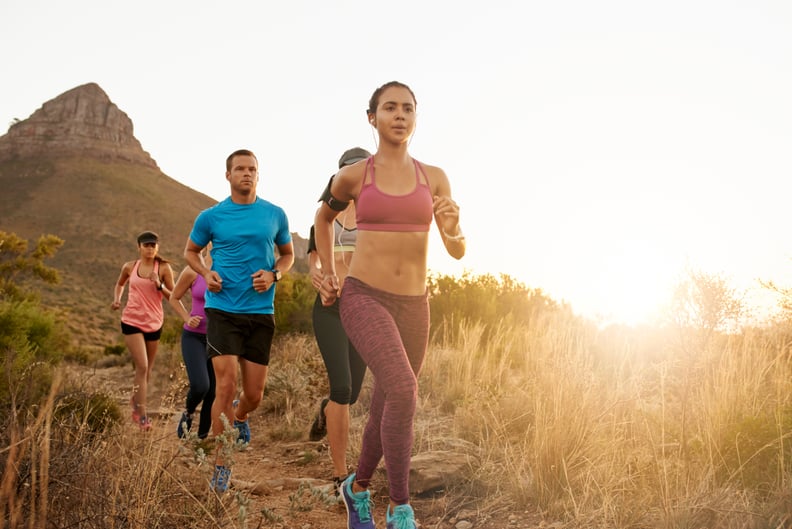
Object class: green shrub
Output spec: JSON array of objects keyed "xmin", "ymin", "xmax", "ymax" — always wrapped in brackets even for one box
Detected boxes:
[
  {"xmin": 715, "ymin": 410, "xmax": 792, "ymax": 495},
  {"xmin": 64, "ymin": 345, "xmax": 103, "ymax": 365},
  {"xmin": 159, "ymin": 313, "xmax": 184, "ymax": 346},
  {"xmin": 104, "ymin": 343, "xmax": 126, "ymax": 356},
  {"xmin": 274, "ymin": 272, "xmax": 315, "ymax": 334},
  {"xmin": 0, "ymin": 299, "xmax": 66, "ymax": 410},
  {"xmin": 53, "ymin": 389, "xmax": 122, "ymax": 434},
  {"xmin": 427, "ymin": 271, "xmax": 569, "ymax": 342}
]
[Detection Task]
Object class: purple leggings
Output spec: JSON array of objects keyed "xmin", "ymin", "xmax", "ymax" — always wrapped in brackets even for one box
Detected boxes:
[{"xmin": 339, "ymin": 277, "xmax": 429, "ymax": 505}]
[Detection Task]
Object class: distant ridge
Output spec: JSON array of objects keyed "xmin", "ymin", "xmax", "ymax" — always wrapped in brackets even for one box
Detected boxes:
[
  {"xmin": 0, "ymin": 83, "xmax": 157, "ymax": 168},
  {"xmin": 0, "ymin": 83, "xmax": 307, "ymax": 347}
]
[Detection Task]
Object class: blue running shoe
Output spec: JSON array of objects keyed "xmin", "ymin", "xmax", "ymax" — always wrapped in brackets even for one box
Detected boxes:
[
  {"xmin": 177, "ymin": 410, "xmax": 192, "ymax": 439},
  {"xmin": 386, "ymin": 504, "xmax": 417, "ymax": 529},
  {"xmin": 210, "ymin": 464, "xmax": 231, "ymax": 493},
  {"xmin": 232, "ymin": 399, "xmax": 250, "ymax": 444},
  {"xmin": 340, "ymin": 473, "xmax": 375, "ymax": 528}
]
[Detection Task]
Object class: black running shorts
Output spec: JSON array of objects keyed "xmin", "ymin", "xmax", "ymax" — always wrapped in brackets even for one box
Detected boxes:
[{"xmin": 205, "ymin": 308, "xmax": 275, "ymax": 366}]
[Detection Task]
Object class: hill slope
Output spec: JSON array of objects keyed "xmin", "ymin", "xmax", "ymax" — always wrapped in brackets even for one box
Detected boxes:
[{"xmin": 0, "ymin": 83, "xmax": 307, "ymax": 347}]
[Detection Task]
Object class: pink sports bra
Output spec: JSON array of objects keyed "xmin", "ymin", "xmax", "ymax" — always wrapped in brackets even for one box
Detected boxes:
[{"xmin": 356, "ymin": 157, "xmax": 433, "ymax": 232}]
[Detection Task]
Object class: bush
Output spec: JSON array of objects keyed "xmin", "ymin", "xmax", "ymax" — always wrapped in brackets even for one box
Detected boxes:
[
  {"xmin": 274, "ymin": 272, "xmax": 316, "ymax": 334},
  {"xmin": 427, "ymin": 271, "xmax": 569, "ymax": 342},
  {"xmin": 0, "ymin": 300, "xmax": 67, "ymax": 412},
  {"xmin": 715, "ymin": 410, "xmax": 792, "ymax": 495},
  {"xmin": 103, "ymin": 343, "xmax": 126, "ymax": 356},
  {"xmin": 53, "ymin": 389, "xmax": 122, "ymax": 435}
]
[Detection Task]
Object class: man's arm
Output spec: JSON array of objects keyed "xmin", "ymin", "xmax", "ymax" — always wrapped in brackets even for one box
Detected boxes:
[
  {"xmin": 274, "ymin": 241, "xmax": 295, "ymax": 275},
  {"xmin": 185, "ymin": 238, "xmax": 222, "ymax": 292}
]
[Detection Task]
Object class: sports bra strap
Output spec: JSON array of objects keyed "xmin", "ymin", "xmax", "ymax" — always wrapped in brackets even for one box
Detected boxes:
[
  {"xmin": 363, "ymin": 156, "xmax": 375, "ymax": 186},
  {"xmin": 363, "ymin": 157, "xmax": 429, "ymax": 187},
  {"xmin": 413, "ymin": 159, "xmax": 429, "ymax": 186}
]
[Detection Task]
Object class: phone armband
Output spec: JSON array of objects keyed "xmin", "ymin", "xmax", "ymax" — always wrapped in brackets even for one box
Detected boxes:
[{"xmin": 319, "ymin": 176, "xmax": 349, "ymax": 212}]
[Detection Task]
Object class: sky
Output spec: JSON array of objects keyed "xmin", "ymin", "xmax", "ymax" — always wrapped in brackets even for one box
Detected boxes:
[{"xmin": 2, "ymin": 0, "xmax": 791, "ymax": 325}]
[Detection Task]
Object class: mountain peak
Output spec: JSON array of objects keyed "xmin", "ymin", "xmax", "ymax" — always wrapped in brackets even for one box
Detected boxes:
[{"xmin": 0, "ymin": 82, "xmax": 157, "ymax": 168}]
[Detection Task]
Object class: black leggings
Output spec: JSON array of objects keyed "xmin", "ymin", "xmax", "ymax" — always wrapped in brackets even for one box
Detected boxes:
[
  {"xmin": 312, "ymin": 294, "xmax": 367, "ymax": 405},
  {"xmin": 181, "ymin": 329, "xmax": 215, "ymax": 438}
]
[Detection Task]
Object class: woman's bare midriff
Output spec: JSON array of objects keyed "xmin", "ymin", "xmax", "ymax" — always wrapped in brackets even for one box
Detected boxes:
[{"xmin": 346, "ymin": 230, "xmax": 429, "ymax": 295}]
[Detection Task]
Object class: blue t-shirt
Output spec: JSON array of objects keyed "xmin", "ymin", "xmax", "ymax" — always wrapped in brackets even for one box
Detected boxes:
[{"xmin": 189, "ymin": 196, "xmax": 292, "ymax": 314}]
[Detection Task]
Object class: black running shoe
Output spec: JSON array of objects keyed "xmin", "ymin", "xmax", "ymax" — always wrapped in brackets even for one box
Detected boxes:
[
  {"xmin": 177, "ymin": 410, "xmax": 192, "ymax": 439},
  {"xmin": 308, "ymin": 397, "xmax": 329, "ymax": 441}
]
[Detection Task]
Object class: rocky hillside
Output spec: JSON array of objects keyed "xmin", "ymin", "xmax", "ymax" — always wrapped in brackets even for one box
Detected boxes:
[
  {"xmin": 0, "ymin": 83, "xmax": 307, "ymax": 348},
  {"xmin": 0, "ymin": 83, "xmax": 157, "ymax": 168}
]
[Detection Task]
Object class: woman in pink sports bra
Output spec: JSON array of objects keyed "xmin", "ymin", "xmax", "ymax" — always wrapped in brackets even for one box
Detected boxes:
[
  {"xmin": 111, "ymin": 231, "xmax": 174, "ymax": 431},
  {"xmin": 314, "ymin": 81, "xmax": 465, "ymax": 529}
]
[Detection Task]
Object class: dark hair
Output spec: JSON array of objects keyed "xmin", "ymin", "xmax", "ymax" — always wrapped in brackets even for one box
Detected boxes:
[
  {"xmin": 226, "ymin": 149, "xmax": 257, "ymax": 172},
  {"xmin": 367, "ymin": 81, "xmax": 417, "ymax": 116}
]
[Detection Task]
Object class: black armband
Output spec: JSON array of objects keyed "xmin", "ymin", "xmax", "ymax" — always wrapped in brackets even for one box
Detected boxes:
[
  {"xmin": 319, "ymin": 176, "xmax": 349, "ymax": 212},
  {"xmin": 307, "ymin": 225, "xmax": 317, "ymax": 254}
]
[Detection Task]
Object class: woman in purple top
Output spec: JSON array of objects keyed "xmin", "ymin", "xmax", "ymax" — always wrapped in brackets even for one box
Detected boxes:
[{"xmin": 169, "ymin": 247, "xmax": 215, "ymax": 439}]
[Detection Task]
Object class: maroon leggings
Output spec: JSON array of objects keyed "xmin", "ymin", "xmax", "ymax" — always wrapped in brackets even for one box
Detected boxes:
[{"xmin": 339, "ymin": 277, "xmax": 429, "ymax": 504}]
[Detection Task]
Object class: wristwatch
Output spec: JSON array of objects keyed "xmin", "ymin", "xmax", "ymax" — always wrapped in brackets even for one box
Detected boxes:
[{"xmin": 272, "ymin": 269, "xmax": 282, "ymax": 282}]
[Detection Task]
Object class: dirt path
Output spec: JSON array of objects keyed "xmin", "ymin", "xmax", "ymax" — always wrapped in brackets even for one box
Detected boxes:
[{"xmin": 77, "ymin": 363, "xmax": 536, "ymax": 529}]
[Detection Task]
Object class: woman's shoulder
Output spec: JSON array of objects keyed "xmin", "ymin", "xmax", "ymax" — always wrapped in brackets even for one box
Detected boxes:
[
  {"xmin": 413, "ymin": 157, "xmax": 444, "ymax": 172},
  {"xmin": 333, "ymin": 161, "xmax": 368, "ymax": 198},
  {"xmin": 337, "ymin": 159, "xmax": 368, "ymax": 181},
  {"xmin": 415, "ymin": 160, "xmax": 449, "ymax": 189},
  {"xmin": 175, "ymin": 264, "xmax": 198, "ymax": 282}
]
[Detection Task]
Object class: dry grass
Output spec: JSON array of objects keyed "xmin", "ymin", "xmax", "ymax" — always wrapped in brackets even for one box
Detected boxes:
[
  {"xmin": 4, "ymin": 317, "xmax": 792, "ymax": 528},
  {"xmin": 422, "ymin": 315, "xmax": 792, "ymax": 527},
  {"xmin": 0, "ymin": 368, "xmax": 254, "ymax": 529}
]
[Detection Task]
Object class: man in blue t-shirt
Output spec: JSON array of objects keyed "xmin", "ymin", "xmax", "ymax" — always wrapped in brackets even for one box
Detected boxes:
[{"xmin": 185, "ymin": 149, "xmax": 294, "ymax": 492}]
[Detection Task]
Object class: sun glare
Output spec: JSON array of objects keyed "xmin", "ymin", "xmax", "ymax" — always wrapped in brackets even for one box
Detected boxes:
[{"xmin": 584, "ymin": 241, "xmax": 680, "ymax": 326}]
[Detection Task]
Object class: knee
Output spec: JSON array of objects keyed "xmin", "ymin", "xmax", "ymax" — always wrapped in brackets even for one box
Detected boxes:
[
  {"xmin": 192, "ymin": 380, "xmax": 211, "ymax": 397},
  {"xmin": 388, "ymin": 376, "xmax": 418, "ymax": 402},
  {"xmin": 215, "ymin": 378, "xmax": 236, "ymax": 398},
  {"xmin": 245, "ymin": 392, "xmax": 263, "ymax": 409}
]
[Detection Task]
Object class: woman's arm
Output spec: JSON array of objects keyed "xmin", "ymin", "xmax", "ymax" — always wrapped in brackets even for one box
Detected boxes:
[
  {"xmin": 307, "ymin": 224, "xmax": 323, "ymax": 291},
  {"xmin": 315, "ymin": 203, "xmax": 340, "ymax": 304},
  {"xmin": 158, "ymin": 263, "xmax": 175, "ymax": 300},
  {"xmin": 431, "ymin": 167, "xmax": 466, "ymax": 260},
  {"xmin": 111, "ymin": 261, "xmax": 132, "ymax": 310},
  {"xmin": 168, "ymin": 266, "xmax": 200, "ymax": 327},
  {"xmin": 314, "ymin": 167, "xmax": 358, "ymax": 304}
]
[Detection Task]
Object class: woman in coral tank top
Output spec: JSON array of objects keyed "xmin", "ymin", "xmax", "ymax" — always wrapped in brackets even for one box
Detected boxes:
[
  {"xmin": 111, "ymin": 231, "xmax": 174, "ymax": 431},
  {"xmin": 314, "ymin": 81, "xmax": 465, "ymax": 529}
]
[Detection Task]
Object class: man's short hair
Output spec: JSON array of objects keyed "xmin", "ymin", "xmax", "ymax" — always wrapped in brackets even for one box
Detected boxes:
[{"xmin": 226, "ymin": 149, "xmax": 257, "ymax": 172}]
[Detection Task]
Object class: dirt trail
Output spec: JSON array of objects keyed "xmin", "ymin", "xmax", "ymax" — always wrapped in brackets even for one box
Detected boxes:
[{"xmin": 78, "ymin": 363, "xmax": 532, "ymax": 529}]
